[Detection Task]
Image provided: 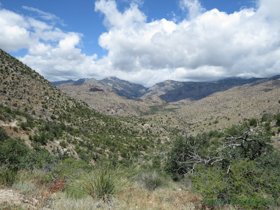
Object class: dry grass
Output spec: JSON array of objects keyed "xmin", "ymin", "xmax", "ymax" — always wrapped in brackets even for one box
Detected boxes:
[{"xmin": 115, "ymin": 186, "xmax": 201, "ymax": 210}]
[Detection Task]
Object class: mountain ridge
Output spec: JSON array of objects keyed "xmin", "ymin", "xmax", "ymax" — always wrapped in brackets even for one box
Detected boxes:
[{"xmin": 52, "ymin": 75, "xmax": 280, "ymax": 102}]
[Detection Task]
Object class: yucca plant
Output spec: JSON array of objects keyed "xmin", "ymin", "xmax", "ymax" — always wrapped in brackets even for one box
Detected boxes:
[{"xmin": 78, "ymin": 162, "xmax": 130, "ymax": 202}]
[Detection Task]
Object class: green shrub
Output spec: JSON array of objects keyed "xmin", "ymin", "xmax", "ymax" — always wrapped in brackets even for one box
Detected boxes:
[
  {"xmin": 190, "ymin": 160, "xmax": 277, "ymax": 210},
  {"xmin": 78, "ymin": 163, "xmax": 129, "ymax": 202},
  {"xmin": 152, "ymin": 156, "xmax": 161, "ymax": 170},
  {"xmin": 0, "ymin": 166, "xmax": 18, "ymax": 186},
  {"xmin": 227, "ymin": 160, "xmax": 274, "ymax": 210},
  {"xmin": 139, "ymin": 170, "xmax": 165, "ymax": 191},
  {"xmin": 190, "ymin": 164, "xmax": 228, "ymax": 201},
  {"xmin": 249, "ymin": 118, "xmax": 258, "ymax": 127},
  {"xmin": 0, "ymin": 126, "xmax": 8, "ymax": 142},
  {"xmin": 60, "ymin": 141, "xmax": 68, "ymax": 148},
  {"xmin": 275, "ymin": 113, "xmax": 280, "ymax": 126},
  {"xmin": 0, "ymin": 138, "xmax": 31, "ymax": 170},
  {"xmin": 65, "ymin": 181, "xmax": 88, "ymax": 199},
  {"xmin": 261, "ymin": 113, "xmax": 274, "ymax": 122},
  {"xmin": 264, "ymin": 122, "xmax": 271, "ymax": 132}
]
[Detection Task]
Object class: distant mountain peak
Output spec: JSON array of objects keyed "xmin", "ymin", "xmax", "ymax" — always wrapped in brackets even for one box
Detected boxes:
[{"xmin": 105, "ymin": 76, "xmax": 120, "ymax": 81}]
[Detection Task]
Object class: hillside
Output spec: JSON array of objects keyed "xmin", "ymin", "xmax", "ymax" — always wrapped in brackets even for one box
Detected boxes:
[
  {"xmin": 1, "ymin": 48, "xmax": 280, "ymax": 209},
  {"xmin": 52, "ymin": 77, "xmax": 148, "ymax": 99},
  {"xmin": 0, "ymin": 49, "xmax": 178, "ymax": 165},
  {"xmin": 141, "ymin": 80, "xmax": 185, "ymax": 99},
  {"xmin": 140, "ymin": 78, "xmax": 280, "ymax": 136},
  {"xmin": 159, "ymin": 77, "xmax": 280, "ymax": 102},
  {"xmin": 57, "ymin": 83, "xmax": 166, "ymax": 116}
]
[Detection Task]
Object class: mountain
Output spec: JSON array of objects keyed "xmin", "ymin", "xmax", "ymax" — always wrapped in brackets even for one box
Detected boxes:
[
  {"xmin": 0, "ymin": 49, "xmax": 177, "ymax": 164},
  {"xmin": 53, "ymin": 77, "xmax": 148, "ymax": 99},
  {"xmin": 53, "ymin": 75, "xmax": 280, "ymax": 103},
  {"xmin": 140, "ymin": 80, "xmax": 185, "ymax": 99},
  {"xmin": 159, "ymin": 76, "xmax": 280, "ymax": 102},
  {"xmin": 144, "ymin": 76, "xmax": 280, "ymax": 136},
  {"xmin": 51, "ymin": 79, "xmax": 75, "ymax": 86},
  {"xmin": 57, "ymin": 83, "xmax": 166, "ymax": 116}
]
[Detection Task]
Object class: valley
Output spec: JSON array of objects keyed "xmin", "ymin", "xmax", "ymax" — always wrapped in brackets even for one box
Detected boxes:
[{"xmin": 1, "ymin": 48, "xmax": 280, "ymax": 210}]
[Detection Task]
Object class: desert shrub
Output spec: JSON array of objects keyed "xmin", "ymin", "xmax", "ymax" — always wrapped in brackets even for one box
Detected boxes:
[
  {"xmin": 139, "ymin": 170, "xmax": 166, "ymax": 191},
  {"xmin": 0, "ymin": 138, "xmax": 31, "ymax": 170},
  {"xmin": 190, "ymin": 164, "xmax": 228, "ymax": 201},
  {"xmin": 264, "ymin": 122, "xmax": 271, "ymax": 132},
  {"xmin": 164, "ymin": 136, "xmax": 193, "ymax": 180},
  {"xmin": 152, "ymin": 156, "xmax": 161, "ymax": 170},
  {"xmin": 249, "ymin": 118, "xmax": 258, "ymax": 127},
  {"xmin": 0, "ymin": 126, "xmax": 8, "ymax": 142},
  {"xmin": 261, "ymin": 113, "xmax": 274, "ymax": 122},
  {"xmin": 23, "ymin": 148, "xmax": 59, "ymax": 170},
  {"xmin": 165, "ymin": 134, "xmax": 217, "ymax": 180},
  {"xmin": 190, "ymin": 160, "xmax": 278, "ymax": 210},
  {"xmin": 224, "ymin": 123, "xmax": 247, "ymax": 136},
  {"xmin": 65, "ymin": 181, "xmax": 88, "ymax": 199},
  {"xmin": 275, "ymin": 113, "xmax": 280, "ymax": 126},
  {"xmin": 0, "ymin": 166, "xmax": 18, "ymax": 186},
  {"xmin": 60, "ymin": 140, "xmax": 68, "ymax": 148},
  {"xmin": 227, "ymin": 160, "xmax": 275, "ymax": 210},
  {"xmin": 77, "ymin": 162, "xmax": 130, "ymax": 202},
  {"xmin": 51, "ymin": 157, "xmax": 90, "ymax": 180},
  {"xmin": 255, "ymin": 152, "xmax": 280, "ymax": 202}
]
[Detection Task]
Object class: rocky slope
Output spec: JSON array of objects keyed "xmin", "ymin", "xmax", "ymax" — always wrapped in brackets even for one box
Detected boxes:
[
  {"xmin": 54, "ymin": 75, "xmax": 280, "ymax": 104},
  {"xmin": 0, "ymin": 49, "xmax": 178, "ymax": 163},
  {"xmin": 159, "ymin": 77, "xmax": 280, "ymax": 102},
  {"xmin": 57, "ymin": 83, "xmax": 166, "ymax": 116},
  {"xmin": 52, "ymin": 77, "xmax": 148, "ymax": 99}
]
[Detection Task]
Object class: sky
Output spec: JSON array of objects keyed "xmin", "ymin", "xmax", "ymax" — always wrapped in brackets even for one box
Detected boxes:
[{"xmin": 0, "ymin": 0, "xmax": 279, "ymax": 87}]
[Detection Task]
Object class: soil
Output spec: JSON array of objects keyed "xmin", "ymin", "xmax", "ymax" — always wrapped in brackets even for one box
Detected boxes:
[{"xmin": 0, "ymin": 188, "xmax": 38, "ymax": 209}]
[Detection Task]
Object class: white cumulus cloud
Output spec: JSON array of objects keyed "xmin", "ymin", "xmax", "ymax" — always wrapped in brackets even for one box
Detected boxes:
[{"xmin": 0, "ymin": 0, "xmax": 280, "ymax": 86}]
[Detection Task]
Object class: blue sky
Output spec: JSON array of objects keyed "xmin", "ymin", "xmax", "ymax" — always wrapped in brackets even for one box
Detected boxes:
[
  {"xmin": 0, "ymin": 0, "xmax": 279, "ymax": 86},
  {"xmin": 2, "ymin": 0, "xmax": 255, "ymax": 57}
]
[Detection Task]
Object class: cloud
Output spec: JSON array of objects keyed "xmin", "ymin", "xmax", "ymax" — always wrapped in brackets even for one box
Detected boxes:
[
  {"xmin": 91, "ymin": 0, "xmax": 280, "ymax": 85},
  {"xmin": 0, "ymin": 9, "xmax": 32, "ymax": 51},
  {"xmin": 179, "ymin": 0, "xmax": 206, "ymax": 19},
  {"xmin": 22, "ymin": 6, "xmax": 65, "ymax": 25},
  {"xmin": 1, "ymin": 0, "xmax": 280, "ymax": 87},
  {"xmin": 95, "ymin": 0, "xmax": 146, "ymax": 29}
]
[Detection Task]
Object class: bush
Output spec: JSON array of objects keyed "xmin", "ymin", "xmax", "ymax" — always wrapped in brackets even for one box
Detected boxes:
[
  {"xmin": 264, "ymin": 122, "xmax": 271, "ymax": 132},
  {"xmin": 249, "ymin": 118, "xmax": 258, "ymax": 127},
  {"xmin": 78, "ymin": 162, "xmax": 129, "ymax": 202},
  {"xmin": 261, "ymin": 113, "xmax": 274, "ymax": 122},
  {"xmin": 275, "ymin": 113, "xmax": 280, "ymax": 126},
  {"xmin": 190, "ymin": 164, "xmax": 227, "ymax": 201},
  {"xmin": 0, "ymin": 166, "xmax": 18, "ymax": 186},
  {"xmin": 164, "ymin": 136, "xmax": 192, "ymax": 180},
  {"xmin": 0, "ymin": 138, "xmax": 31, "ymax": 170},
  {"xmin": 139, "ymin": 171, "xmax": 165, "ymax": 191},
  {"xmin": 0, "ymin": 126, "xmax": 8, "ymax": 142},
  {"xmin": 190, "ymin": 160, "xmax": 277, "ymax": 210},
  {"xmin": 227, "ymin": 160, "xmax": 275, "ymax": 210},
  {"xmin": 60, "ymin": 141, "xmax": 68, "ymax": 148}
]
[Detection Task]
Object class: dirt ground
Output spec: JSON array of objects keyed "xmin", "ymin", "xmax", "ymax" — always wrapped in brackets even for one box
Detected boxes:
[{"xmin": 0, "ymin": 188, "xmax": 38, "ymax": 209}]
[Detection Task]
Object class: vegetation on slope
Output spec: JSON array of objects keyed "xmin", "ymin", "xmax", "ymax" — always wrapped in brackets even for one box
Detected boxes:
[{"xmin": 1, "ymin": 48, "xmax": 280, "ymax": 209}]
